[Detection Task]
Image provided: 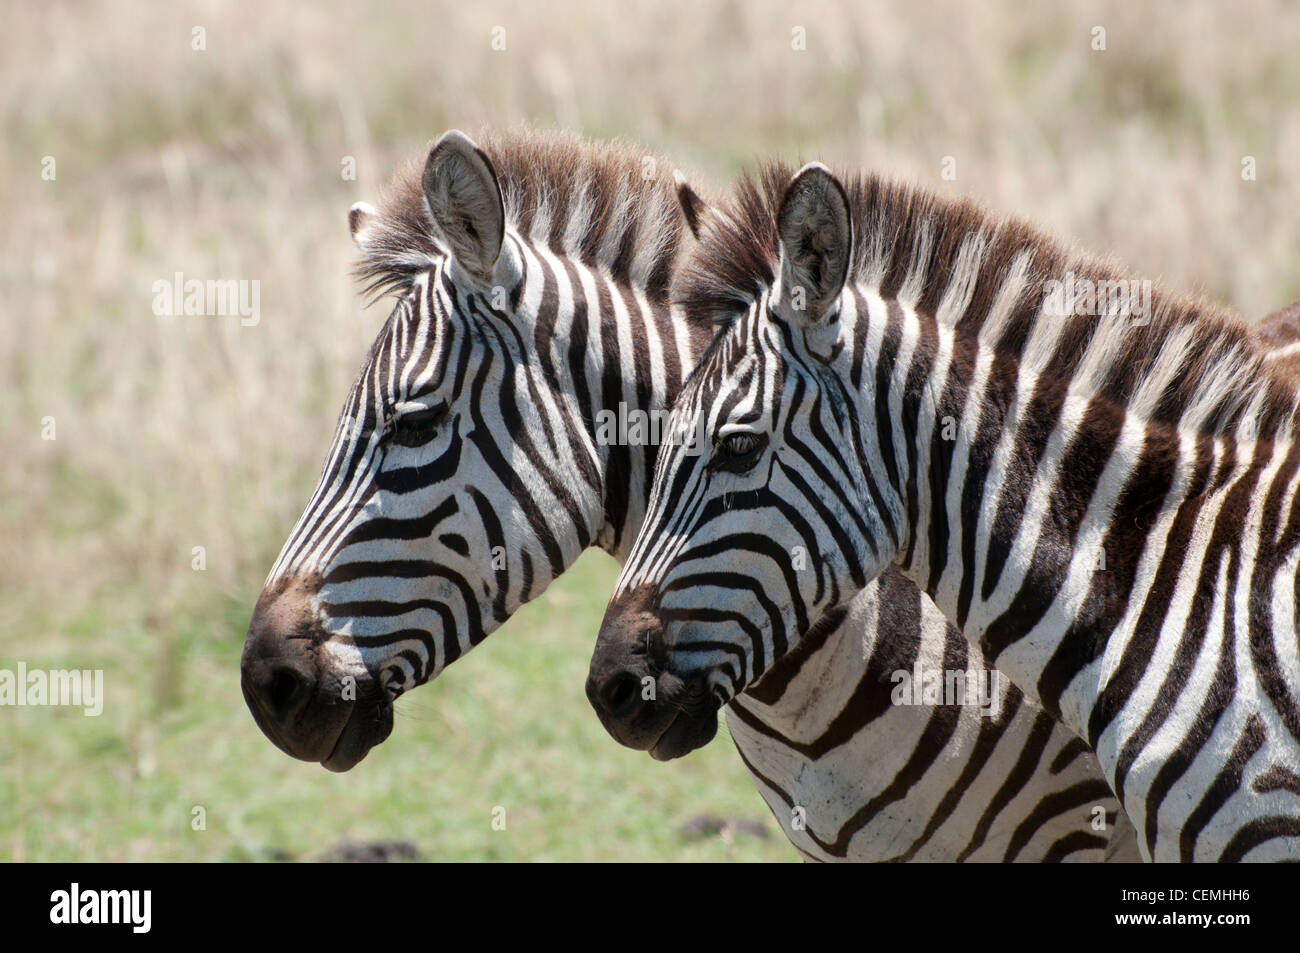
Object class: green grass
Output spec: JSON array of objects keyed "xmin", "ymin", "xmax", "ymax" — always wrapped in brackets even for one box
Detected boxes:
[{"xmin": 2, "ymin": 551, "xmax": 794, "ymax": 862}]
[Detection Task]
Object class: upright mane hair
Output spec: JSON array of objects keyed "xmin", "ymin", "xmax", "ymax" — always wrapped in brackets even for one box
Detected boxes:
[
  {"xmin": 678, "ymin": 161, "xmax": 1299, "ymax": 441},
  {"xmin": 355, "ymin": 127, "xmax": 689, "ymax": 303}
]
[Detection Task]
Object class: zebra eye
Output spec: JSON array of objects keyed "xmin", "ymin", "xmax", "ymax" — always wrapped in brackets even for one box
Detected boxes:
[
  {"xmin": 387, "ymin": 402, "xmax": 449, "ymax": 448},
  {"xmin": 711, "ymin": 431, "xmax": 767, "ymax": 472}
]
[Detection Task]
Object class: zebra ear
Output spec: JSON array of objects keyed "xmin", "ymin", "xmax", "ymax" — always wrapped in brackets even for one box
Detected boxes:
[
  {"xmin": 422, "ymin": 130, "xmax": 506, "ymax": 286},
  {"xmin": 347, "ymin": 201, "xmax": 380, "ymax": 248},
  {"xmin": 674, "ymin": 170, "xmax": 710, "ymax": 240},
  {"xmin": 774, "ymin": 163, "xmax": 852, "ymax": 327}
]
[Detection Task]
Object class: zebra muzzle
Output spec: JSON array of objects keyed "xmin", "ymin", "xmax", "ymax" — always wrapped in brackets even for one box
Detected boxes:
[
  {"xmin": 586, "ymin": 586, "xmax": 719, "ymax": 760},
  {"xmin": 241, "ymin": 576, "xmax": 393, "ymax": 770}
]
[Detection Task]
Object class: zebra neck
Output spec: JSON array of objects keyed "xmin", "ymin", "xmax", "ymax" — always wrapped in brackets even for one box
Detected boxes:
[
  {"xmin": 581, "ymin": 293, "xmax": 707, "ymax": 561},
  {"xmin": 853, "ymin": 289, "xmax": 1277, "ymax": 737}
]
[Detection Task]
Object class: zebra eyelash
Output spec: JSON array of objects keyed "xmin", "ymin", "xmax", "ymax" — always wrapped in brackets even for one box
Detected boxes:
[
  {"xmin": 383, "ymin": 401, "xmax": 450, "ymax": 448},
  {"xmin": 708, "ymin": 431, "xmax": 768, "ymax": 473}
]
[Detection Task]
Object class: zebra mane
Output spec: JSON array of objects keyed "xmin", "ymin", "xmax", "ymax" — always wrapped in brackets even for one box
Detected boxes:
[
  {"xmin": 679, "ymin": 160, "xmax": 1299, "ymax": 440},
  {"xmin": 354, "ymin": 127, "xmax": 687, "ymax": 303}
]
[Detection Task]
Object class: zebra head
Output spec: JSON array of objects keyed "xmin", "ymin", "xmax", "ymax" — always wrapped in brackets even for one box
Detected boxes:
[
  {"xmin": 242, "ymin": 130, "xmax": 698, "ymax": 771},
  {"xmin": 587, "ymin": 163, "xmax": 902, "ymax": 760}
]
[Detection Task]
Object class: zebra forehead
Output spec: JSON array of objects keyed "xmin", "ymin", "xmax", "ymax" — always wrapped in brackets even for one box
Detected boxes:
[
  {"xmin": 353, "ymin": 127, "xmax": 695, "ymax": 305},
  {"xmin": 680, "ymin": 323, "xmax": 763, "ymax": 402}
]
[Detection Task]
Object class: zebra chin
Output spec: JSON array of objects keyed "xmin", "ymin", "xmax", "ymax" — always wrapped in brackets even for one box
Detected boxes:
[
  {"xmin": 241, "ymin": 574, "xmax": 395, "ymax": 772},
  {"xmin": 586, "ymin": 585, "xmax": 721, "ymax": 761}
]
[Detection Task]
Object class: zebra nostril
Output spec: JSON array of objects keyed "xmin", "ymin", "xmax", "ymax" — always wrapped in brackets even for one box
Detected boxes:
[
  {"xmin": 266, "ymin": 666, "xmax": 306, "ymax": 716},
  {"xmin": 602, "ymin": 673, "xmax": 642, "ymax": 716}
]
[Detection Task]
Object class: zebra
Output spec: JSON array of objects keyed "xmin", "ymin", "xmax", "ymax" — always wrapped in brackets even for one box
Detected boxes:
[
  {"xmin": 1258, "ymin": 298, "xmax": 1300, "ymax": 378},
  {"xmin": 240, "ymin": 126, "xmax": 1126, "ymax": 861},
  {"xmin": 587, "ymin": 158, "xmax": 1300, "ymax": 862}
]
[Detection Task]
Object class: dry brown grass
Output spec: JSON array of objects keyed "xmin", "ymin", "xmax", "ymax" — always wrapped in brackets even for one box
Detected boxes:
[{"xmin": 5, "ymin": 0, "xmax": 1299, "ymax": 624}]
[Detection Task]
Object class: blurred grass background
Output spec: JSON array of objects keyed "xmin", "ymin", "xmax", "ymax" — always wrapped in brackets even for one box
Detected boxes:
[{"xmin": 2, "ymin": 0, "xmax": 1298, "ymax": 861}]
